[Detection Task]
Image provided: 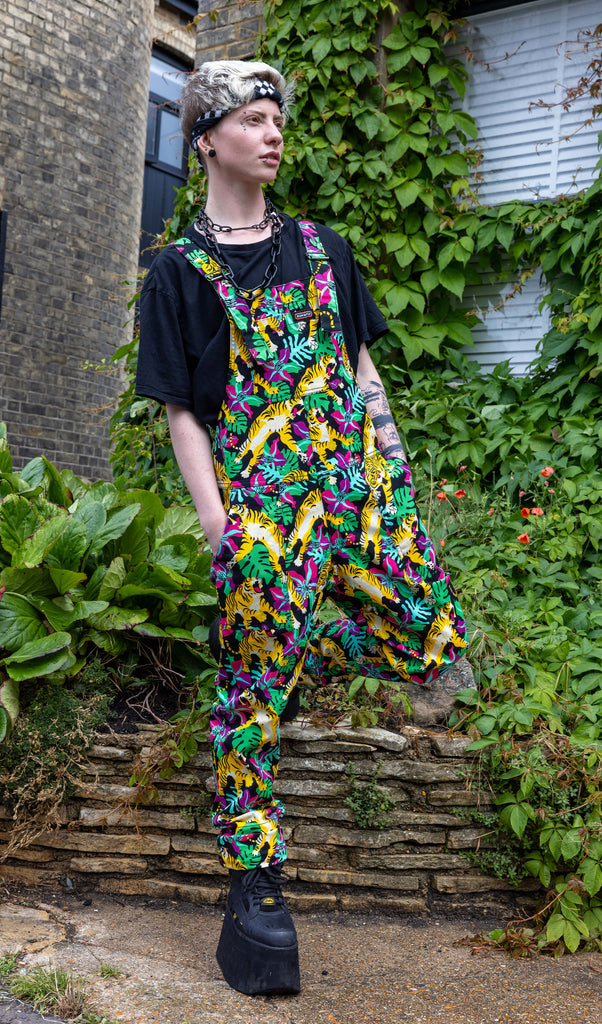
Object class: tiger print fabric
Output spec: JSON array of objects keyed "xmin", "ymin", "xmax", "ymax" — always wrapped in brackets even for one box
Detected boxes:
[{"xmin": 173, "ymin": 222, "xmax": 466, "ymax": 870}]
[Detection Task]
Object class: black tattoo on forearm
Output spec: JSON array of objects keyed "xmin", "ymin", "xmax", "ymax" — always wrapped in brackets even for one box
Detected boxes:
[{"xmin": 362, "ymin": 378, "xmax": 407, "ymax": 461}]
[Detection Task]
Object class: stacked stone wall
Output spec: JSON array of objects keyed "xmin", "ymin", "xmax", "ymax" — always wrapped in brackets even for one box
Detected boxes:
[
  {"xmin": 0, "ymin": 722, "xmax": 539, "ymax": 916},
  {"xmin": 0, "ymin": 0, "xmax": 154, "ymax": 478}
]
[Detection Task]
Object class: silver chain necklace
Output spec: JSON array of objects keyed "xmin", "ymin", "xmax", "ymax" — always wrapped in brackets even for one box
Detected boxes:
[{"xmin": 196, "ymin": 197, "xmax": 282, "ymax": 297}]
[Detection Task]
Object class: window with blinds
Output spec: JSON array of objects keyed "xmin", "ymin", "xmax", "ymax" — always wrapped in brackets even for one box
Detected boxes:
[{"xmin": 449, "ymin": 0, "xmax": 600, "ymax": 372}]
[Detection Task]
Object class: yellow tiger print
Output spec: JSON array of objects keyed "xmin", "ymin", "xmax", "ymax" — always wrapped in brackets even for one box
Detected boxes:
[
  {"xmin": 293, "ymin": 355, "xmax": 339, "ymax": 401},
  {"xmin": 228, "ymin": 505, "xmax": 286, "ymax": 575},
  {"xmin": 237, "ymin": 400, "xmax": 299, "ymax": 475},
  {"xmin": 225, "ymin": 578, "xmax": 289, "ymax": 631}
]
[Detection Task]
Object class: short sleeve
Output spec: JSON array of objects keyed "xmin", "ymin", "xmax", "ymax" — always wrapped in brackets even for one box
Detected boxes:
[{"xmin": 136, "ymin": 281, "xmax": 195, "ymax": 410}]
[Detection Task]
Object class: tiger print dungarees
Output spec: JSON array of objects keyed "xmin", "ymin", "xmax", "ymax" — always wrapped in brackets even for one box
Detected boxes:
[{"xmin": 174, "ymin": 222, "xmax": 466, "ymax": 871}]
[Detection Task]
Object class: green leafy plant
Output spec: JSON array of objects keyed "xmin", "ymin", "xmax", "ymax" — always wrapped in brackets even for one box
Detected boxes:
[
  {"xmin": 0, "ymin": 951, "xmax": 19, "ymax": 977},
  {"xmin": 0, "ymin": 425, "xmax": 217, "ymax": 740},
  {"xmin": 7, "ymin": 964, "xmax": 88, "ymax": 1018},
  {"xmin": 345, "ymin": 759, "xmax": 395, "ymax": 829},
  {"xmin": 98, "ymin": 963, "xmax": 123, "ymax": 980}
]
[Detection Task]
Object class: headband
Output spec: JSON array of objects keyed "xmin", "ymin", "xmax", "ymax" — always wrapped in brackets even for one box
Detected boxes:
[{"xmin": 190, "ymin": 80, "xmax": 284, "ymax": 158}]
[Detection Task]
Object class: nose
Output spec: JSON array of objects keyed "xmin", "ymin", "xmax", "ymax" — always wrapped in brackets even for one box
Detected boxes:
[{"xmin": 265, "ymin": 119, "xmax": 283, "ymax": 146}]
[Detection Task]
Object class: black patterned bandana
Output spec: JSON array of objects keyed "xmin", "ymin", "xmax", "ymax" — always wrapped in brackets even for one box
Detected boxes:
[{"xmin": 190, "ymin": 80, "xmax": 284, "ymax": 158}]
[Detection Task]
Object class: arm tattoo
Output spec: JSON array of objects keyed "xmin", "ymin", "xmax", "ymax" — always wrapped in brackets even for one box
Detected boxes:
[{"xmin": 362, "ymin": 378, "xmax": 407, "ymax": 461}]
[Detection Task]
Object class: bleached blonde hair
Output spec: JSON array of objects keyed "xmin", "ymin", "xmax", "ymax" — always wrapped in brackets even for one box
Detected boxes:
[{"xmin": 180, "ymin": 60, "xmax": 294, "ymax": 145}]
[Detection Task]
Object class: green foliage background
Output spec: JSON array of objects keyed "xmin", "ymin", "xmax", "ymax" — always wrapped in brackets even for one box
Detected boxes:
[{"xmin": 3, "ymin": 0, "xmax": 602, "ymax": 956}]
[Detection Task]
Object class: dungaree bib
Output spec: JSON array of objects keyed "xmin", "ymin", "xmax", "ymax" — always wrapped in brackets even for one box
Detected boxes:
[{"xmin": 174, "ymin": 221, "xmax": 466, "ymax": 870}]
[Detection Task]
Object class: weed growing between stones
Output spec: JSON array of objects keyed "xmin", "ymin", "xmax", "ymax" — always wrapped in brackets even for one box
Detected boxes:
[
  {"xmin": 0, "ymin": 667, "xmax": 114, "ymax": 859},
  {"xmin": 345, "ymin": 760, "xmax": 395, "ymax": 830}
]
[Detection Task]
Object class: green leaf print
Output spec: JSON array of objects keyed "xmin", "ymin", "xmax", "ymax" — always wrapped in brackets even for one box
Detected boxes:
[{"xmin": 232, "ymin": 722, "xmax": 264, "ymax": 755}]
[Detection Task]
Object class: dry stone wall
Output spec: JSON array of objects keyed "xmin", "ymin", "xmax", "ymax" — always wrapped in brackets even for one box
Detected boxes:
[{"xmin": 0, "ymin": 721, "xmax": 539, "ymax": 916}]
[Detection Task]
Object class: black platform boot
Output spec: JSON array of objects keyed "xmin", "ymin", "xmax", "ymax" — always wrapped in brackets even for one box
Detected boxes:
[{"xmin": 216, "ymin": 864, "xmax": 300, "ymax": 995}]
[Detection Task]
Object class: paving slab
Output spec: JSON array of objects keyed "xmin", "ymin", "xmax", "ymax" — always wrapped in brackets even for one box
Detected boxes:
[{"xmin": 1, "ymin": 887, "xmax": 601, "ymax": 1024}]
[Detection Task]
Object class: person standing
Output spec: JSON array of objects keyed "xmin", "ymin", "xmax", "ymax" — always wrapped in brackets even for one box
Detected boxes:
[{"xmin": 136, "ymin": 59, "xmax": 466, "ymax": 995}]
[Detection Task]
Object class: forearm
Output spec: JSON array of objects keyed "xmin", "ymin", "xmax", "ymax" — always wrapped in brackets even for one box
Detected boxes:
[
  {"xmin": 356, "ymin": 344, "xmax": 407, "ymax": 461},
  {"xmin": 166, "ymin": 404, "xmax": 227, "ymax": 552}
]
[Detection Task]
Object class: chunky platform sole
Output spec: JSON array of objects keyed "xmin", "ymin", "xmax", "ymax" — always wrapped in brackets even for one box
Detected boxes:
[{"xmin": 216, "ymin": 906, "xmax": 301, "ymax": 995}]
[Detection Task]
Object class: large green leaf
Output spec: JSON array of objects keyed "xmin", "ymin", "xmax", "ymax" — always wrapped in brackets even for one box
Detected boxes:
[
  {"xmin": 42, "ymin": 457, "xmax": 74, "ymax": 507},
  {"xmin": 0, "ymin": 593, "xmax": 47, "ymax": 652},
  {"xmin": 3, "ymin": 631, "xmax": 72, "ymax": 681},
  {"xmin": 46, "ymin": 516, "xmax": 87, "ymax": 571},
  {"xmin": 86, "ymin": 606, "xmax": 149, "ymax": 631},
  {"xmin": 28, "ymin": 595, "xmax": 109, "ymax": 631},
  {"xmin": 4, "ymin": 630, "xmax": 71, "ymax": 662},
  {"xmin": 13, "ymin": 514, "xmax": 70, "ymax": 568},
  {"xmin": 86, "ymin": 628, "xmax": 127, "ymax": 656},
  {"xmin": 98, "ymin": 557, "xmax": 128, "ymax": 601},
  {"xmin": 87, "ymin": 504, "xmax": 141, "ymax": 558},
  {"xmin": 19, "ymin": 458, "xmax": 46, "ymax": 490},
  {"xmin": 149, "ymin": 534, "xmax": 198, "ymax": 573},
  {"xmin": 1, "ymin": 566, "xmax": 60, "ymax": 597},
  {"xmin": 0, "ymin": 675, "xmax": 20, "ymax": 736},
  {"xmin": 118, "ymin": 517, "xmax": 151, "ymax": 565},
  {"xmin": 118, "ymin": 489, "xmax": 164, "ymax": 525},
  {"xmin": 117, "ymin": 563, "xmax": 191, "ymax": 603},
  {"xmin": 72, "ymin": 501, "xmax": 107, "ymax": 544},
  {"xmin": 4, "ymin": 649, "xmax": 72, "ymax": 682},
  {"xmin": 60, "ymin": 469, "xmax": 89, "ymax": 502},
  {"xmin": 0, "ymin": 494, "xmax": 41, "ymax": 555},
  {"xmin": 156, "ymin": 506, "xmax": 203, "ymax": 541}
]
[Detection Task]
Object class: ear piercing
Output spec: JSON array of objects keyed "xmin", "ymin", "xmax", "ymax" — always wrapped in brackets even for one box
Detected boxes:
[{"xmin": 208, "ymin": 149, "xmax": 216, "ymax": 158}]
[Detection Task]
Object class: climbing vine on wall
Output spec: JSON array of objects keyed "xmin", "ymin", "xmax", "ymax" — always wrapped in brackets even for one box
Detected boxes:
[{"xmin": 260, "ymin": 0, "xmax": 480, "ymax": 367}]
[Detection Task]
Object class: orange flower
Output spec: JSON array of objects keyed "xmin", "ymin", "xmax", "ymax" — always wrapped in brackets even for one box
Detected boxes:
[
  {"xmin": 455, "ymin": 489, "xmax": 466, "ymax": 498},
  {"xmin": 531, "ymin": 507, "xmax": 544, "ymax": 516},
  {"xmin": 436, "ymin": 491, "xmax": 447, "ymax": 501},
  {"xmin": 518, "ymin": 533, "xmax": 530, "ymax": 544},
  {"xmin": 520, "ymin": 508, "xmax": 530, "ymax": 518},
  {"xmin": 440, "ymin": 538, "xmax": 445, "ymax": 548},
  {"xmin": 541, "ymin": 466, "xmax": 554, "ymax": 478}
]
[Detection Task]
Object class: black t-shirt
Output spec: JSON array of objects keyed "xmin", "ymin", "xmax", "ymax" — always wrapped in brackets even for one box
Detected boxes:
[{"xmin": 135, "ymin": 213, "xmax": 389, "ymax": 426}]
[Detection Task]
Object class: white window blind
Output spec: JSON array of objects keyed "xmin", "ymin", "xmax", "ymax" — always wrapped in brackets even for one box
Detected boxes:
[
  {"xmin": 448, "ymin": 0, "xmax": 600, "ymax": 371},
  {"xmin": 456, "ymin": 0, "xmax": 600, "ymax": 203}
]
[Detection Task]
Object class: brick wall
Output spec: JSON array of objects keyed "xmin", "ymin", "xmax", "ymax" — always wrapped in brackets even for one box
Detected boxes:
[
  {"xmin": 0, "ymin": 0, "xmax": 154, "ymax": 479},
  {"xmin": 196, "ymin": 0, "xmax": 263, "ymax": 63},
  {"xmin": 0, "ymin": 722, "xmax": 539, "ymax": 916}
]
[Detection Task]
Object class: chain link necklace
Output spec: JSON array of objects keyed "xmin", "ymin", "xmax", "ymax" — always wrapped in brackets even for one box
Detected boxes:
[{"xmin": 195, "ymin": 196, "xmax": 282, "ymax": 298}]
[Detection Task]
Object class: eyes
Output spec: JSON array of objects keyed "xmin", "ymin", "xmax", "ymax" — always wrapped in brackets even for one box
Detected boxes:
[{"xmin": 241, "ymin": 114, "xmax": 284, "ymax": 133}]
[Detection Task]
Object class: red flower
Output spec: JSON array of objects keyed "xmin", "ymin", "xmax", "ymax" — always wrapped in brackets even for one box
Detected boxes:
[
  {"xmin": 520, "ymin": 508, "xmax": 530, "ymax": 518},
  {"xmin": 531, "ymin": 507, "xmax": 544, "ymax": 516},
  {"xmin": 518, "ymin": 533, "xmax": 530, "ymax": 544},
  {"xmin": 487, "ymin": 507, "xmax": 495, "ymax": 516},
  {"xmin": 455, "ymin": 489, "xmax": 466, "ymax": 498},
  {"xmin": 436, "ymin": 491, "xmax": 447, "ymax": 501},
  {"xmin": 541, "ymin": 466, "xmax": 554, "ymax": 478},
  {"xmin": 440, "ymin": 538, "xmax": 445, "ymax": 548}
]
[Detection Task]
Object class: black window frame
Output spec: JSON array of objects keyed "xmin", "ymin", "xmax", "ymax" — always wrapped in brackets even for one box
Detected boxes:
[
  {"xmin": 453, "ymin": 0, "xmax": 539, "ymax": 14},
  {"xmin": 161, "ymin": 0, "xmax": 198, "ymax": 18}
]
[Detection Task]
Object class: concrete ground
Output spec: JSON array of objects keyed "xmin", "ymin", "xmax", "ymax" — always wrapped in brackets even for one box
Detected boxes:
[{"xmin": 1, "ymin": 887, "xmax": 602, "ymax": 1024}]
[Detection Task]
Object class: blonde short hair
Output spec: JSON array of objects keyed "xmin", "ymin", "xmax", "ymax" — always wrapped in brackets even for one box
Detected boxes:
[{"xmin": 180, "ymin": 60, "xmax": 294, "ymax": 145}]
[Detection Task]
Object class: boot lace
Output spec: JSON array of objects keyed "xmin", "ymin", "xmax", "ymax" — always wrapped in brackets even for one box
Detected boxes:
[{"xmin": 242, "ymin": 865, "xmax": 287, "ymax": 910}]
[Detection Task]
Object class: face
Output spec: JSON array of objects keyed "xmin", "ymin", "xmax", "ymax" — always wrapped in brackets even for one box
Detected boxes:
[{"xmin": 201, "ymin": 98, "xmax": 284, "ymax": 184}]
